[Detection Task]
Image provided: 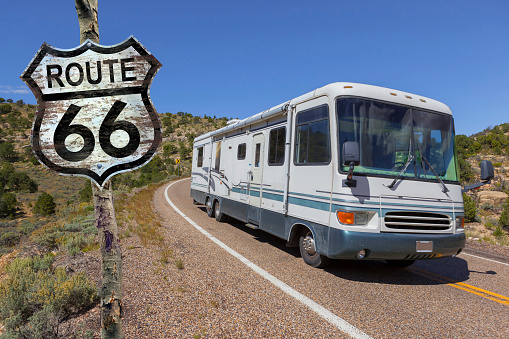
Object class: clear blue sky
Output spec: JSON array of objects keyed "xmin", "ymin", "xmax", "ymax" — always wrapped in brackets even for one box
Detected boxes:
[{"xmin": 1, "ymin": 0, "xmax": 507, "ymax": 136}]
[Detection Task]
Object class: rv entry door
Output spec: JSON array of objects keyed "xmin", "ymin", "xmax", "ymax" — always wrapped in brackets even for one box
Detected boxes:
[{"xmin": 248, "ymin": 133, "xmax": 264, "ymax": 225}]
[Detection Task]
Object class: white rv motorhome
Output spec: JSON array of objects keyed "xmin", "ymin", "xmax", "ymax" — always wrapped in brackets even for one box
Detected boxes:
[{"xmin": 190, "ymin": 82, "xmax": 491, "ymax": 268}]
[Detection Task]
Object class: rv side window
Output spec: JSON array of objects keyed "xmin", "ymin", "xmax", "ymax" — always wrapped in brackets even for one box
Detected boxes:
[
  {"xmin": 294, "ymin": 105, "xmax": 330, "ymax": 165},
  {"xmin": 237, "ymin": 143, "xmax": 246, "ymax": 160},
  {"xmin": 215, "ymin": 141, "xmax": 221, "ymax": 171},
  {"xmin": 197, "ymin": 147, "xmax": 203, "ymax": 167},
  {"xmin": 254, "ymin": 143, "xmax": 261, "ymax": 167},
  {"xmin": 268, "ymin": 127, "xmax": 286, "ymax": 166}
]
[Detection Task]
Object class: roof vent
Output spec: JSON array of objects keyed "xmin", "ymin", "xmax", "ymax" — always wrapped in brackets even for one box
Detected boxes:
[{"xmin": 227, "ymin": 119, "xmax": 241, "ymax": 126}]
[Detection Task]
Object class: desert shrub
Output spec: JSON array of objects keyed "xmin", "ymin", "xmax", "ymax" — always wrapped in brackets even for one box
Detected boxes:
[
  {"xmin": 5, "ymin": 171, "xmax": 38, "ymax": 193},
  {"xmin": 0, "ymin": 142, "xmax": 18, "ymax": 162},
  {"xmin": 499, "ymin": 198, "xmax": 509, "ymax": 227},
  {"xmin": 0, "ymin": 103, "xmax": 12, "ymax": 114},
  {"xmin": 463, "ymin": 193, "xmax": 477, "ymax": 222},
  {"xmin": 17, "ymin": 219, "xmax": 45, "ymax": 236},
  {"xmin": 0, "ymin": 256, "xmax": 97, "ymax": 338},
  {"xmin": 0, "ymin": 231, "xmax": 20, "ymax": 247},
  {"xmin": 31, "ymin": 224, "xmax": 64, "ymax": 249},
  {"xmin": 457, "ymin": 157, "xmax": 475, "ymax": 184},
  {"xmin": 0, "ymin": 193, "xmax": 17, "ymax": 218},
  {"xmin": 493, "ymin": 226, "xmax": 505, "ymax": 237},
  {"xmin": 79, "ymin": 180, "xmax": 93, "ymax": 203},
  {"xmin": 34, "ymin": 192, "xmax": 56, "ymax": 216}
]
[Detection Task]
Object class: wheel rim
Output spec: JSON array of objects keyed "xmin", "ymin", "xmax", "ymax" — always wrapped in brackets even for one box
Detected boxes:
[
  {"xmin": 206, "ymin": 199, "xmax": 212, "ymax": 214},
  {"xmin": 215, "ymin": 201, "xmax": 220, "ymax": 218},
  {"xmin": 302, "ymin": 232, "xmax": 317, "ymax": 256}
]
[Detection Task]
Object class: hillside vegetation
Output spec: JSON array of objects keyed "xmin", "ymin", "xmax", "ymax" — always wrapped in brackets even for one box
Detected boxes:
[{"xmin": 456, "ymin": 123, "xmax": 509, "ymax": 246}]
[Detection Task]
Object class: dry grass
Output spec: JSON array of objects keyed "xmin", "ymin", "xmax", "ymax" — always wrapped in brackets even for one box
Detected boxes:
[
  {"xmin": 115, "ymin": 182, "xmax": 185, "ymax": 269},
  {"xmin": 465, "ymin": 223, "xmax": 509, "ymax": 246}
]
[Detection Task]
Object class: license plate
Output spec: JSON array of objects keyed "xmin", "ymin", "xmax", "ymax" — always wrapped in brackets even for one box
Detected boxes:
[{"xmin": 416, "ymin": 241, "xmax": 433, "ymax": 253}]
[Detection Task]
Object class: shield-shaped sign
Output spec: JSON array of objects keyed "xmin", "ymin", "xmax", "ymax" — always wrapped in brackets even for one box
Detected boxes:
[{"xmin": 21, "ymin": 36, "xmax": 162, "ymax": 188}]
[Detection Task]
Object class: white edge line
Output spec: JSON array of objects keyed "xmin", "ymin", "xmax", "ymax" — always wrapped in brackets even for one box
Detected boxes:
[
  {"xmin": 164, "ymin": 179, "xmax": 373, "ymax": 339},
  {"xmin": 461, "ymin": 252, "xmax": 509, "ymax": 267}
]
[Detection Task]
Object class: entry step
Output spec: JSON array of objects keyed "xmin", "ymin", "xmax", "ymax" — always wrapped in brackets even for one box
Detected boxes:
[{"xmin": 245, "ymin": 223, "xmax": 259, "ymax": 230}]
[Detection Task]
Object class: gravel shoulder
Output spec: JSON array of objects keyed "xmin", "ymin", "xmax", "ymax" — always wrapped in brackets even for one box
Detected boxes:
[
  {"xmin": 117, "ymin": 181, "xmax": 347, "ymax": 338},
  {"xmin": 464, "ymin": 238, "xmax": 509, "ymax": 264}
]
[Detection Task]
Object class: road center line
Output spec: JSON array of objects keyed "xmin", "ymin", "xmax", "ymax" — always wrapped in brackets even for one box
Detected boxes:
[
  {"xmin": 165, "ymin": 180, "xmax": 373, "ymax": 339},
  {"xmin": 410, "ymin": 267, "xmax": 509, "ymax": 306}
]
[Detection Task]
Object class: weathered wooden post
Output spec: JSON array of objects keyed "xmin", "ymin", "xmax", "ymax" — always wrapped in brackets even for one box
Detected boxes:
[
  {"xmin": 21, "ymin": 1, "xmax": 162, "ymax": 337},
  {"xmin": 74, "ymin": 2, "xmax": 124, "ymax": 337}
]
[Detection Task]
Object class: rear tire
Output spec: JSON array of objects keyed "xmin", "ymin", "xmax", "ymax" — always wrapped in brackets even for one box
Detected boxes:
[
  {"xmin": 385, "ymin": 260, "xmax": 415, "ymax": 268},
  {"xmin": 214, "ymin": 200, "xmax": 227, "ymax": 222},
  {"xmin": 206, "ymin": 197, "xmax": 214, "ymax": 217},
  {"xmin": 299, "ymin": 230, "xmax": 330, "ymax": 268}
]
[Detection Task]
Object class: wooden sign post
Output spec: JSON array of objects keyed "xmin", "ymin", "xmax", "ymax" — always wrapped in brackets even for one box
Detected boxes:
[{"xmin": 20, "ymin": 1, "xmax": 162, "ymax": 337}]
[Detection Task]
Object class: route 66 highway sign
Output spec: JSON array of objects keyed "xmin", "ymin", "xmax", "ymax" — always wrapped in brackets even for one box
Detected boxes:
[{"xmin": 21, "ymin": 36, "xmax": 162, "ymax": 188}]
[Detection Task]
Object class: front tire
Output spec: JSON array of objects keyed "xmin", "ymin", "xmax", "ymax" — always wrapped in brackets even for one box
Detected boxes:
[
  {"xmin": 214, "ymin": 200, "xmax": 227, "ymax": 222},
  {"xmin": 206, "ymin": 197, "xmax": 214, "ymax": 217},
  {"xmin": 299, "ymin": 230, "xmax": 330, "ymax": 268}
]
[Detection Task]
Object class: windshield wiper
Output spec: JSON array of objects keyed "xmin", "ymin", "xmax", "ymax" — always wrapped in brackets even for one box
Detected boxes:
[
  {"xmin": 386, "ymin": 154, "xmax": 414, "ymax": 189},
  {"xmin": 421, "ymin": 156, "xmax": 449, "ymax": 193}
]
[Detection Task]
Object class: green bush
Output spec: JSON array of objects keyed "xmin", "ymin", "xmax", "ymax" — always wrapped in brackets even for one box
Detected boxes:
[
  {"xmin": 463, "ymin": 193, "xmax": 477, "ymax": 222},
  {"xmin": 0, "ymin": 231, "xmax": 20, "ymax": 247},
  {"xmin": 0, "ymin": 193, "xmax": 17, "ymax": 218},
  {"xmin": 0, "ymin": 142, "xmax": 18, "ymax": 162},
  {"xmin": 0, "ymin": 103, "xmax": 12, "ymax": 114},
  {"xmin": 17, "ymin": 219, "xmax": 45, "ymax": 237},
  {"xmin": 499, "ymin": 198, "xmax": 509, "ymax": 226},
  {"xmin": 34, "ymin": 192, "xmax": 56, "ymax": 216},
  {"xmin": 79, "ymin": 180, "xmax": 93, "ymax": 203},
  {"xmin": 493, "ymin": 226, "xmax": 505, "ymax": 237},
  {"xmin": 0, "ymin": 256, "xmax": 98, "ymax": 337}
]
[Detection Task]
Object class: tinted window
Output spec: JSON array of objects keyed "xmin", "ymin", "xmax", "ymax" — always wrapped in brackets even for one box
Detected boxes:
[
  {"xmin": 295, "ymin": 106, "xmax": 330, "ymax": 165},
  {"xmin": 237, "ymin": 143, "xmax": 246, "ymax": 160},
  {"xmin": 268, "ymin": 127, "xmax": 286, "ymax": 165},
  {"xmin": 215, "ymin": 141, "xmax": 221, "ymax": 171},
  {"xmin": 197, "ymin": 147, "xmax": 203, "ymax": 167},
  {"xmin": 254, "ymin": 143, "xmax": 261, "ymax": 167}
]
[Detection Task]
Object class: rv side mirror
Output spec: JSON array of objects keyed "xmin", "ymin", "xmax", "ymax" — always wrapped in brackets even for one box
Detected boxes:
[
  {"xmin": 343, "ymin": 141, "xmax": 360, "ymax": 166},
  {"xmin": 461, "ymin": 160, "xmax": 495, "ymax": 193},
  {"xmin": 480, "ymin": 160, "xmax": 494, "ymax": 181}
]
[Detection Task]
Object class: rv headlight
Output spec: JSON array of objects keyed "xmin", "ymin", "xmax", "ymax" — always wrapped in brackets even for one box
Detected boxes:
[
  {"xmin": 455, "ymin": 216, "xmax": 465, "ymax": 229},
  {"xmin": 336, "ymin": 210, "xmax": 368, "ymax": 226}
]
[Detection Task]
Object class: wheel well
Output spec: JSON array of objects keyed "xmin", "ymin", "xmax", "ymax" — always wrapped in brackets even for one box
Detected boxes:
[{"xmin": 286, "ymin": 223, "xmax": 309, "ymax": 248}]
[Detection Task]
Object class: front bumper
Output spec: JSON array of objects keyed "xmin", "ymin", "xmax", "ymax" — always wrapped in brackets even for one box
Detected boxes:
[{"xmin": 327, "ymin": 228, "xmax": 465, "ymax": 260}]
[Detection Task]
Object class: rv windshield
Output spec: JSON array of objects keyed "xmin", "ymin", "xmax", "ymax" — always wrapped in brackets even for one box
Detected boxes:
[{"xmin": 337, "ymin": 98, "xmax": 459, "ymax": 182}]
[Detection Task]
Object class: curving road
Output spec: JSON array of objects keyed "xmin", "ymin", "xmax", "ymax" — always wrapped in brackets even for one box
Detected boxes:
[{"xmin": 160, "ymin": 178, "xmax": 509, "ymax": 338}]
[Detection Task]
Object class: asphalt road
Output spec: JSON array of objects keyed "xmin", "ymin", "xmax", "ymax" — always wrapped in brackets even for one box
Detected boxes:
[{"xmin": 162, "ymin": 178, "xmax": 509, "ymax": 338}]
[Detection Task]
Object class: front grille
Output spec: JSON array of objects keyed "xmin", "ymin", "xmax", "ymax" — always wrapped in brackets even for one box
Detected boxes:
[{"xmin": 384, "ymin": 211, "xmax": 451, "ymax": 231}]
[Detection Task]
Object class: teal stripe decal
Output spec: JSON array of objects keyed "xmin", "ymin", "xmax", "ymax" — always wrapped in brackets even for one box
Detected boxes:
[
  {"xmin": 332, "ymin": 197, "xmax": 456, "ymax": 210},
  {"xmin": 263, "ymin": 188, "xmax": 284, "ymax": 194},
  {"xmin": 263, "ymin": 192, "xmax": 284, "ymax": 202},
  {"xmin": 288, "ymin": 197, "xmax": 330, "ymax": 211},
  {"xmin": 290, "ymin": 191, "xmax": 330, "ymax": 201},
  {"xmin": 232, "ymin": 187, "xmax": 248, "ymax": 195}
]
